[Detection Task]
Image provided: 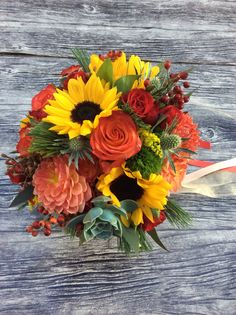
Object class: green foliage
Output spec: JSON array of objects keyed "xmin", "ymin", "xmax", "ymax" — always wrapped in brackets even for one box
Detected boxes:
[
  {"xmin": 71, "ymin": 48, "xmax": 90, "ymax": 72},
  {"xmin": 65, "ymin": 214, "xmax": 86, "ymax": 238},
  {"xmin": 165, "ymin": 198, "xmax": 192, "ymax": 229},
  {"xmin": 30, "ymin": 122, "xmax": 93, "ymax": 169},
  {"xmin": 97, "ymin": 58, "xmax": 113, "ymax": 85},
  {"xmin": 147, "ymin": 229, "xmax": 168, "ymax": 251},
  {"xmin": 118, "ymin": 103, "xmax": 150, "ymax": 130},
  {"xmin": 10, "ymin": 185, "xmax": 34, "ymax": 208},
  {"xmin": 119, "ymin": 226, "xmax": 153, "ymax": 253},
  {"xmin": 126, "ymin": 146, "xmax": 162, "ymax": 179},
  {"xmin": 114, "ymin": 74, "xmax": 140, "ymax": 93},
  {"xmin": 165, "ymin": 151, "xmax": 176, "ymax": 173}
]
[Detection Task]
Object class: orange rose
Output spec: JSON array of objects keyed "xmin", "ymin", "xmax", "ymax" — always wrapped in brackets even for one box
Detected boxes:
[
  {"xmin": 32, "ymin": 84, "xmax": 56, "ymax": 111},
  {"xmin": 30, "ymin": 84, "xmax": 56, "ymax": 121},
  {"xmin": 90, "ymin": 111, "xmax": 142, "ymax": 172}
]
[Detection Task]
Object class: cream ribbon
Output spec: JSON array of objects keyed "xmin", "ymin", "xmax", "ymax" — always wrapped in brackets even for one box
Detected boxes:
[{"xmin": 179, "ymin": 158, "xmax": 236, "ymax": 197}]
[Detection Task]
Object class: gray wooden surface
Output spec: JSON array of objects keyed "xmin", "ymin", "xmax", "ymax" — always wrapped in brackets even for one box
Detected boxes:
[{"xmin": 0, "ymin": 1, "xmax": 236, "ymax": 314}]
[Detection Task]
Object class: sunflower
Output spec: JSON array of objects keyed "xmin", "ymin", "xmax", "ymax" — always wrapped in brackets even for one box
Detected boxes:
[
  {"xmin": 43, "ymin": 74, "xmax": 120, "ymax": 139},
  {"xmin": 96, "ymin": 166, "xmax": 171, "ymax": 227},
  {"xmin": 89, "ymin": 51, "xmax": 159, "ymax": 88}
]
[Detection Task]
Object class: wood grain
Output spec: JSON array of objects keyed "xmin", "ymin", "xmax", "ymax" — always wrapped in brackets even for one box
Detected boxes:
[{"xmin": 0, "ymin": 0, "xmax": 236, "ymax": 314}]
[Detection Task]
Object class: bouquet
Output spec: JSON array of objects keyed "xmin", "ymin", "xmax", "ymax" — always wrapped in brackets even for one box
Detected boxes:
[{"xmin": 3, "ymin": 49, "xmax": 226, "ymax": 253}]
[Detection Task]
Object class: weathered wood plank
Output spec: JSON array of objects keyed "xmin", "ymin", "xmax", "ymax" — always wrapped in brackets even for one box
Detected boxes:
[{"xmin": 0, "ymin": 0, "xmax": 236, "ymax": 64}]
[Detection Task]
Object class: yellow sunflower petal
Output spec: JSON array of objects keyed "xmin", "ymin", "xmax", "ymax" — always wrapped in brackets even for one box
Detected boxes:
[
  {"xmin": 68, "ymin": 128, "xmax": 80, "ymax": 139},
  {"xmin": 100, "ymin": 87, "xmax": 119, "ymax": 110},
  {"xmin": 53, "ymin": 93, "xmax": 74, "ymax": 111},
  {"xmin": 80, "ymin": 120, "xmax": 93, "ymax": 136},
  {"xmin": 44, "ymin": 105, "xmax": 70, "ymax": 118},
  {"xmin": 44, "ymin": 115, "xmax": 67, "ymax": 126},
  {"xmin": 141, "ymin": 205, "xmax": 154, "ymax": 222},
  {"xmin": 68, "ymin": 77, "xmax": 85, "ymax": 104},
  {"xmin": 131, "ymin": 207, "xmax": 144, "ymax": 225}
]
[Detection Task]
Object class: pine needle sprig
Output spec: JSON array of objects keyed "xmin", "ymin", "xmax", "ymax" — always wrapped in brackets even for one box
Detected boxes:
[
  {"xmin": 29, "ymin": 122, "xmax": 68, "ymax": 157},
  {"xmin": 71, "ymin": 48, "xmax": 90, "ymax": 72},
  {"xmin": 165, "ymin": 199, "xmax": 192, "ymax": 229},
  {"xmin": 29, "ymin": 122, "xmax": 94, "ymax": 168}
]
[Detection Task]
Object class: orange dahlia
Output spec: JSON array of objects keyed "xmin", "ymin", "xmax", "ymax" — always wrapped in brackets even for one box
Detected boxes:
[{"xmin": 33, "ymin": 156, "xmax": 92, "ymax": 214}]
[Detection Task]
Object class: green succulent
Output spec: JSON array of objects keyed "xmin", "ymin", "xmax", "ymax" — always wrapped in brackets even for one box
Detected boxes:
[{"xmin": 82, "ymin": 207, "xmax": 124, "ymax": 241}]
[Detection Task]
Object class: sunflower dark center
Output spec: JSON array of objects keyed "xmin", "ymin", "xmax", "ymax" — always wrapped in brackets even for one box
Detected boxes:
[
  {"xmin": 110, "ymin": 175, "xmax": 144, "ymax": 201},
  {"xmin": 71, "ymin": 101, "xmax": 101, "ymax": 123}
]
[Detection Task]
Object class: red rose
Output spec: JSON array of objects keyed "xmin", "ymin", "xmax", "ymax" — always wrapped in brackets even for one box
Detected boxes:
[
  {"xmin": 90, "ymin": 111, "xmax": 142, "ymax": 172},
  {"xmin": 124, "ymin": 88, "xmax": 159, "ymax": 125},
  {"xmin": 141, "ymin": 211, "xmax": 166, "ymax": 232},
  {"xmin": 32, "ymin": 84, "xmax": 56, "ymax": 112},
  {"xmin": 61, "ymin": 65, "xmax": 88, "ymax": 89},
  {"xmin": 160, "ymin": 105, "xmax": 183, "ymax": 129},
  {"xmin": 16, "ymin": 125, "xmax": 32, "ymax": 157},
  {"xmin": 29, "ymin": 109, "xmax": 47, "ymax": 121}
]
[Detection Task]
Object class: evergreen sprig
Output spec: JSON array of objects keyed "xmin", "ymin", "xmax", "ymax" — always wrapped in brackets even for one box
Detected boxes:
[
  {"xmin": 165, "ymin": 199, "xmax": 192, "ymax": 229},
  {"xmin": 29, "ymin": 122, "xmax": 67, "ymax": 157},
  {"xmin": 71, "ymin": 48, "xmax": 90, "ymax": 72},
  {"xmin": 29, "ymin": 122, "xmax": 93, "ymax": 168}
]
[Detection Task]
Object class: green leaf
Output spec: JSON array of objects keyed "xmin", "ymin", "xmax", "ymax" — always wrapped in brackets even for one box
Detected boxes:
[
  {"xmin": 71, "ymin": 48, "xmax": 90, "ymax": 72},
  {"xmin": 151, "ymin": 114, "xmax": 167, "ymax": 132},
  {"xmin": 114, "ymin": 75, "xmax": 140, "ymax": 93},
  {"xmin": 83, "ymin": 207, "xmax": 103, "ymax": 223},
  {"xmin": 120, "ymin": 199, "xmax": 138, "ymax": 212},
  {"xmin": 147, "ymin": 229, "xmax": 168, "ymax": 251},
  {"xmin": 66, "ymin": 214, "xmax": 85, "ymax": 229},
  {"xmin": 122, "ymin": 225, "xmax": 140, "ymax": 252},
  {"xmin": 10, "ymin": 186, "xmax": 34, "ymax": 208},
  {"xmin": 166, "ymin": 151, "xmax": 176, "ymax": 173},
  {"xmin": 65, "ymin": 214, "xmax": 86, "ymax": 237},
  {"xmin": 97, "ymin": 58, "xmax": 113, "ymax": 85}
]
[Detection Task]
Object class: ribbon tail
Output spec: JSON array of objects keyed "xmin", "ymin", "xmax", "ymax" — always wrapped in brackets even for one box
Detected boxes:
[{"xmin": 179, "ymin": 158, "xmax": 236, "ymax": 197}]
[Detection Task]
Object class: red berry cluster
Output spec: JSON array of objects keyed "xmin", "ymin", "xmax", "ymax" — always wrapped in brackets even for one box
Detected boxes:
[
  {"xmin": 26, "ymin": 206, "xmax": 66, "ymax": 237},
  {"xmin": 161, "ymin": 60, "xmax": 191, "ymax": 110},
  {"xmin": 99, "ymin": 50, "xmax": 122, "ymax": 62}
]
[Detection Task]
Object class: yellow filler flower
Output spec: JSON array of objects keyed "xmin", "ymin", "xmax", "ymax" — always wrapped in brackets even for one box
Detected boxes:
[
  {"xmin": 43, "ymin": 74, "xmax": 120, "ymax": 139},
  {"xmin": 89, "ymin": 51, "xmax": 159, "ymax": 88},
  {"xmin": 96, "ymin": 166, "xmax": 171, "ymax": 227}
]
